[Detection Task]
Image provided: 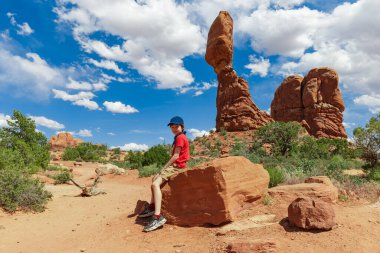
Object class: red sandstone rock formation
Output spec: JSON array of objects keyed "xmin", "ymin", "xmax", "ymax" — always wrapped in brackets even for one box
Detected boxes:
[
  {"xmin": 161, "ymin": 156, "xmax": 269, "ymax": 226},
  {"xmin": 271, "ymin": 67, "xmax": 347, "ymax": 138},
  {"xmin": 49, "ymin": 132, "xmax": 83, "ymax": 151},
  {"xmin": 288, "ymin": 197, "xmax": 336, "ymax": 230},
  {"xmin": 206, "ymin": 11, "xmax": 272, "ymax": 132},
  {"xmin": 268, "ymin": 176, "xmax": 339, "ymax": 203}
]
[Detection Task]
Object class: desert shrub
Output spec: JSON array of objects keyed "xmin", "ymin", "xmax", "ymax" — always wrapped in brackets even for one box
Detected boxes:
[
  {"xmin": 368, "ymin": 166, "xmax": 380, "ymax": 182},
  {"xmin": 62, "ymin": 143, "xmax": 107, "ymax": 162},
  {"xmin": 62, "ymin": 147, "xmax": 80, "ymax": 161},
  {"xmin": 112, "ymin": 147, "xmax": 121, "ymax": 155},
  {"xmin": 231, "ymin": 139, "xmax": 250, "ymax": 157},
  {"xmin": 354, "ymin": 114, "xmax": 380, "ymax": 168},
  {"xmin": 126, "ymin": 151, "xmax": 144, "ymax": 169},
  {"xmin": 0, "ymin": 110, "xmax": 50, "ymax": 172},
  {"xmin": 262, "ymin": 194, "xmax": 273, "ymax": 205},
  {"xmin": 0, "ymin": 110, "xmax": 52, "ymax": 212},
  {"xmin": 142, "ymin": 145, "xmax": 170, "ymax": 167},
  {"xmin": 266, "ymin": 166, "xmax": 286, "ymax": 187},
  {"xmin": 46, "ymin": 165, "xmax": 63, "ymax": 171},
  {"xmin": 0, "ymin": 169, "xmax": 52, "ymax": 212},
  {"xmin": 253, "ymin": 121, "xmax": 302, "ymax": 156},
  {"xmin": 189, "ymin": 143, "xmax": 195, "ymax": 156},
  {"xmin": 294, "ymin": 136, "xmax": 358, "ymax": 160},
  {"xmin": 187, "ymin": 157, "xmax": 211, "ymax": 168},
  {"xmin": 138, "ymin": 164, "xmax": 161, "ymax": 177},
  {"xmin": 53, "ymin": 170, "xmax": 72, "ymax": 184},
  {"xmin": 219, "ymin": 127, "xmax": 227, "ymax": 137},
  {"xmin": 110, "ymin": 160, "xmax": 132, "ymax": 169}
]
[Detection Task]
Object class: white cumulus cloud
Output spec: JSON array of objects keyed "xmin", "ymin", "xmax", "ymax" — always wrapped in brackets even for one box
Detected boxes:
[
  {"xmin": 29, "ymin": 116, "xmax": 65, "ymax": 130},
  {"xmin": 0, "ymin": 114, "xmax": 12, "ymax": 127},
  {"xmin": 188, "ymin": 128, "xmax": 210, "ymax": 140},
  {"xmin": 55, "ymin": 0, "xmax": 205, "ymax": 89},
  {"xmin": 103, "ymin": 101, "xmax": 138, "ymax": 114},
  {"xmin": 7, "ymin": 12, "xmax": 34, "ymax": 36},
  {"xmin": 75, "ymin": 129, "xmax": 92, "ymax": 137},
  {"xmin": 245, "ymin": 55, "xmax": 270, "ymax": 77},
  {"xmin": 88, "ymin": 59, "xmax": 125, "ymax": 74},
  {"xmin": 354, "ymin": 94, "xmax": 380, "ymax": 114},
  {"xmin": 114, "ymin": 143, "xmax": 149, "ymax": 151},
  {"xmin": 52, "ymin": 89, "xmax": 100, "ymax": 110}
]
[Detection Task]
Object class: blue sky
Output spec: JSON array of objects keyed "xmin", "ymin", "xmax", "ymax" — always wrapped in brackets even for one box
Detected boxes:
[{"xmin": 1, "ymin": 0, "xmax": 379, "ymax": 150}]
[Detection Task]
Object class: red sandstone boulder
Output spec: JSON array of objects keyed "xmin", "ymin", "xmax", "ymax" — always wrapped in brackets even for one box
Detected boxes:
[
  {"xmin": 49, "ymin": 132, "xmax": 83, "ymax": 151},
  {"xmin": 271, "ymin": 67, "xmax": 347, "ymax": 138},
  {"xmin": 161, "ymin": 156, "xmax": 269, "ymax": 226},
  {"xmin": 206, "ymin": 11, "xmax": 272, "ymax": 132},
  {"xmin": 288, "ymin": 197, "xmax": 336, "ymax": 230},
  {"xmin": 268, "ymin": 176, "xmax": 338, "ymax": 203}
]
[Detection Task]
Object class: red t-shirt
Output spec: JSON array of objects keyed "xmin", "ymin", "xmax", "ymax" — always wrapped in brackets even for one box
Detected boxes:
[{"xmin": 172, "ymin": 133, "xmax": 190, "ymax": 168}]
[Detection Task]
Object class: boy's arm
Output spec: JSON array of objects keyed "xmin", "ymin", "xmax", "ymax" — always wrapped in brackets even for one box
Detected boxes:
[{"xmin": 162, "ymin": 146, "xmax": 181, "ymax": 169}]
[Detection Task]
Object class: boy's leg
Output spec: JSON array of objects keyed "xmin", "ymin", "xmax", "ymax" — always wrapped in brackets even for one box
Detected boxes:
[{"xmin": 151, "ymin": 176, "xmax": 163, "ymax": 215}]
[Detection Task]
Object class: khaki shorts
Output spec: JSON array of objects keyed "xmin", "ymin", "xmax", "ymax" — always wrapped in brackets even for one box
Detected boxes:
[{"xmin": 158, "ymin": 165, "xmax": 183, "ymax": 181}]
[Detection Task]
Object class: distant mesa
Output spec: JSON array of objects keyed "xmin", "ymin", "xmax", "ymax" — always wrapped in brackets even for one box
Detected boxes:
[
  {"xmin": 205, "ymin": 11, "xmax": 273, "ymax": 132},
  {"xmin": 49, "ymin": 132, "xmax": 83, "ymax": 151},
  {"xmin": 271, "ymin": 67, "xmax": 347, "ymax": 138}
]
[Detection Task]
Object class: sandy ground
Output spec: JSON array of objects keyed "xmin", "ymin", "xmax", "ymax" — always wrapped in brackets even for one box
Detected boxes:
[{"xmin": 0, "ymin": 162, "xmax": 379, "ymax": 253}]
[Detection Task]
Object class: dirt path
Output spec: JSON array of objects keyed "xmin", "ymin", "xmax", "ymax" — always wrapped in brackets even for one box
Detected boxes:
[{"xmin": 0, "ymin": 163, "xmax": 379, "ymax": 253}]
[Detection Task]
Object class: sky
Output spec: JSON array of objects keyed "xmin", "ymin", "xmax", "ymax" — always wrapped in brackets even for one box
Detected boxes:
[{"xmin": 0, "ymin": 0, "xmax": 379, "ymax": 150}]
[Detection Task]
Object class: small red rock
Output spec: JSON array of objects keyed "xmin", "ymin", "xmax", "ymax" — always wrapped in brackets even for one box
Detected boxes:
[{"xmin": 288, "ymin": 197, "xmax": 336, "ymax": 230}]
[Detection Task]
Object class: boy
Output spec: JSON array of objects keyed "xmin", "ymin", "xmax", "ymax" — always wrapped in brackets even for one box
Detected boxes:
[{"xmin": 139, "ymin": 116, "xmax": 190, "ymax": 232}]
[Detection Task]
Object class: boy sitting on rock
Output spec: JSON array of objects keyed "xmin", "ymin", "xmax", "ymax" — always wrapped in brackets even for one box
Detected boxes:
[{"xmin": 139, "ymin": 116, "xmax": 190, "ymax": 232}]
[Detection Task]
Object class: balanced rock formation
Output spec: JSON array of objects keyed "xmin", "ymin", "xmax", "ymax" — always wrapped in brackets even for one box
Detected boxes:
[
  {"xmin": 268, "ymin": 176, "xmax": 338, "ymax": 203},
  {"xmin": 288, "ymin": 197, "xmax": 336, "ymax": 230},
  {"xmin": 161, "ymin": 156, "xmax": 269, "ymax": 226},
  {"xmin": 206, "ymin": 11, "xmax": 272, "ymax": 131},
  {"xmin": 271, "ymin": 67, "xmax": 347, "ymax": 138},
  {"xmin": 49, "ymin": 132, "xmax": 83, "ymax": 151}
]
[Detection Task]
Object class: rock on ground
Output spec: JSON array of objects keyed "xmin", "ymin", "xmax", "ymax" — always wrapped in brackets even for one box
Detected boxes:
[
  {"xmin": 288, "ymin": 197, "xmax": 336, "ymax": 230},
  {"xmin": 96, "ymin": 163, "xmax": 125, "ymax": 175},
  {"xmin": 227, "ymin": 239, "xmax": 277, "ymax": 253},
  {"xmin": 268, "ymin": 176, "xmax": 338, "ymax": 203},
  {"xmin": 271, "ymin": 67, "xmax": 347, "ymax": 138},
  {"xmin": 205, "ymin": 11, "xmax": 272, "ymax": 132},
  {"xmin": 161, "ymin": 156, "xmax": 269, "ymax": 226}
]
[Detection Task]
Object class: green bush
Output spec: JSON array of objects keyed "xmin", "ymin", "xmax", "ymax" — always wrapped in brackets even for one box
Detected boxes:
[
  {"xmin": 110, "ymin": 160, "xmax": 131, "ymax": 169},
  {"xmin": 294, "ymin": 136, "xmax": 358, "ymax": 160},
  {"xmin": 142, "ymin": 145, "xmax": 170, "ymax": 167},
  {"xmin": 253, "ymin": 121, "xmax": 302, "ymax": 156},
  {"xmin": 189, "ymin": 143, "xmax": 195, "ymax": 156},
  {"xmin": 112, "ymin": 147, "xmax": 121, "ymax": 155},
  {"xmin": 126, "ymin": 151, "xmax": 144, "ymax": 169},
  {"xmin": 0, "ymin": 110, "xmax": 50, "ymax": 172},
  {"xmin": 266, "ymin": 166, "xmax": 286, "ymax": 187},
  {"xmin": 354, "ymin": 113, "xmax": 380, "ymax": 168},
  {"xmin": 0, "ymin": 110, "xmax": 52, "ymax": 212},
  {"xmin": 0, "ymin": 169, "xmax": 52, "ymax": 212},
  {"xmin": 138, "ymin": 164, "xmax": 161, "ymax": 177},
  {"xmin": 62, "ymin": 143, "xmax": 107, "ymax": 162},
  {"xmin": 187, "ymin": 157, "xmax": 211, "ymax": 168},
  {"xmin": 231, "ymin": 140, "xmax": 250, "ymax": 157},
  {"xmin": 62, "ymin": 147, "xmax": 80, "ymax": 161},
  {"xmin": 53, "ymin": 170, "xmax": 72, "ymax": 185}
]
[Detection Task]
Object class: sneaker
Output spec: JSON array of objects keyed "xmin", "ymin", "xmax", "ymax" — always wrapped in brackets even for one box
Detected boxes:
[
  {"xmin": 143, "ymin": 215, "xmax": 167, "ymax": 232},
  {"xmin": 138, "ymin": 205, "xmax": 155, "ymax": 218}
]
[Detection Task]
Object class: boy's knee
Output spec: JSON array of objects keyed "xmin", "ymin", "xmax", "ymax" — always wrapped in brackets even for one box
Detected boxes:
[{"xmin": 152, "ymin": 178, "xmax": 162, "ymax": 188}]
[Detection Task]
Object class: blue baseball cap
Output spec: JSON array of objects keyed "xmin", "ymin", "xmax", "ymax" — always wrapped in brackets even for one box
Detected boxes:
[{"xmin": 167, "ymin": 116, "xmax": 184, "ymax": 126}]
